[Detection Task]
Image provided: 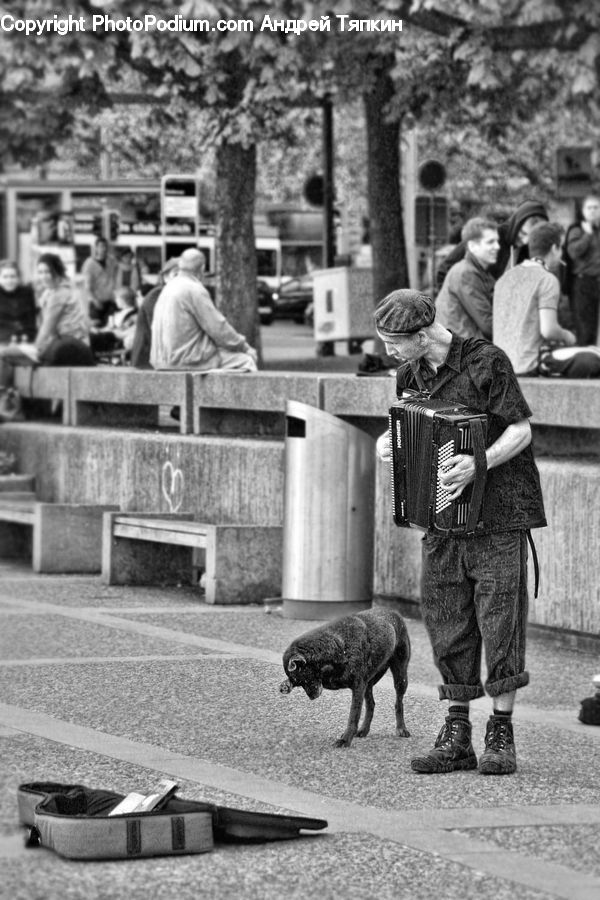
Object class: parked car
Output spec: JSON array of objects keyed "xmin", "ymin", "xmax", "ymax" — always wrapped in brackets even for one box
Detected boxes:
[
  {"xmin": 271, "ymin": 273, "xmax": 314, "ymax": 323},
  {"xmin": 202, "ymin": 274, "xmax": 274, "ymax": 325}
]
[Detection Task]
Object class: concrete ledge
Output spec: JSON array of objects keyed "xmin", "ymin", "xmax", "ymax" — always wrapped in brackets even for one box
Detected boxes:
[
  {"xmin": 320, "ymin": 373, "xmax": 396, "ymax": 419},
  {"xmin": 190, "ymin": 371, "xmax": 323, "ymax": 435},
  {"xmin": 320, "ymin": 373, "xmax": 600, "ymax": 430},
  {"xmin": 518, "ymin": 378, "xmax": 600, "ymax": 429},
  {"xmin": 70, "ymin": 368, "xmax": 193, "ymax": 434},
  {"xmin": 13, "ymin": 367, "xmax": 600, "ymax": 437},
  {"xmin": 320, "ymin": 373, "xmax": 395, "ymax": 437},
  {"xmin": 14, "ymin": 366, "xmax": 71, "ymax": 424}
]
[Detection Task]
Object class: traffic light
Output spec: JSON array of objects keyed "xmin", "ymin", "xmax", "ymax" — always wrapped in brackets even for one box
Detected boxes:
[
  {"xmin": 108, "ymin": 211, "xmax": 120, "ymax": 241},
  {"xmin": 101, "ymin": 209, "xmax": 120, "ymax": 241}
]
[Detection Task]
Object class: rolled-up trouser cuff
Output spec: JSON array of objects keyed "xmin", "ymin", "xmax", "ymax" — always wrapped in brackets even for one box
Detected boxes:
[
  {"xmin": 438, "ymin": 682, "xmax": 485, "ymax": 702},
  {"xmin": 485, "ymin": 671, "xmax": 529, "ymax": 698}
]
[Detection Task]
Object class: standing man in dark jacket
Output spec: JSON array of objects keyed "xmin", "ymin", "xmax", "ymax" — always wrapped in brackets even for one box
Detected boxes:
[
  {"xmin": 435, "ymin": 199, "xmax": 548, "ymax": 291},
  {"xmin": 375, "ymin": 289, "xmax": 546, "ymax": 776},
  {"xmin": 565, "ymin": 194, "xmax": 600, "ymax": 346},
  {"xmin": 434, "ymin": 218, "xmax": 499, "ymax": 339}
]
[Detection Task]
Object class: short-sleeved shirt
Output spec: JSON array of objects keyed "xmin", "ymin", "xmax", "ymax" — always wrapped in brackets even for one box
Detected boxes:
[
  {"xmin": 396, "ymin": 334, "xmax": 546, "ymax": 534},
  {"xmin": 493, "ymin": 261, "xmax": 559, "ymax": 375}
]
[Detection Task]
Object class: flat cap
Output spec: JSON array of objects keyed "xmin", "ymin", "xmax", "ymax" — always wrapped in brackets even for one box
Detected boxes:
[{"xmin": 374, "ymin": 289, "xmax": 436, "ymax": 335}]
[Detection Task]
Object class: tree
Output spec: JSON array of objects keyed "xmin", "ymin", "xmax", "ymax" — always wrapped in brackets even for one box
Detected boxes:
[{"xmin": 1, "ymin": 0, "xmax": 598, "ymax": 363}]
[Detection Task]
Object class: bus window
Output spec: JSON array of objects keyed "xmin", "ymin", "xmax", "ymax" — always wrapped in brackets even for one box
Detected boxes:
[
  {"xmin": 134, "ymin": 245, "xmax": 162, "ymax": 278},
  {"xmin": 75, "ymin": 243, "xmax": 92, "ymax": 273},
  {"xmin": 281, "ymin": 245, "xmax": 323, "ymax": 278},
  {"xmin": 256, "ymin": 248, "xmax": 277, "ymax": 278}
]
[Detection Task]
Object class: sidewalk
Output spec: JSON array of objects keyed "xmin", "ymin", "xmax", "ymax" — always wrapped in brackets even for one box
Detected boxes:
[{"xmin": 1, "ymin": 559, "xmax": 599, "ymax": 900}]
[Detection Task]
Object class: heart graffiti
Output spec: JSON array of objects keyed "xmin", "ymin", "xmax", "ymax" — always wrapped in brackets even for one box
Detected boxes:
[{"xmin": 161, "ymin": 461, "xmax": 185, "ymax": 513}]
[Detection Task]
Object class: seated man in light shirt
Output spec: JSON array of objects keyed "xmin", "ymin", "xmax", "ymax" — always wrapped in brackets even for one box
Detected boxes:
[
  {"xmin": 150, "ymin": 248, "xmax": 257, "ymax": 372},
  {"xmin": 493, "ymin": 222, "xmax": 600, "ymax": 378}
]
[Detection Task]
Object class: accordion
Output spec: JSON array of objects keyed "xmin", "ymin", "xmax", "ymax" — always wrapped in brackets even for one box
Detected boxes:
[{"xmin": 389, "ymin": 392, "xmax": 488, "ymax": 534}]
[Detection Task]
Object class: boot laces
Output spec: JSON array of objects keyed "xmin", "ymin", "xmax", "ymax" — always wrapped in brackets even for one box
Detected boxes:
[
  {"xmin": 436, "ymin": 718, "xmax": 465, "ymax": 749},
  {"xmin": 486, "ymin": 719, "xmax": 512, "ymax": 752}
]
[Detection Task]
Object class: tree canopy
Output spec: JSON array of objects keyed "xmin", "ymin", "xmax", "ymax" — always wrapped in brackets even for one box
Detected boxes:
[{"xmin": 1, "ymin": 0, "xmax": 598, "ymax": 350}]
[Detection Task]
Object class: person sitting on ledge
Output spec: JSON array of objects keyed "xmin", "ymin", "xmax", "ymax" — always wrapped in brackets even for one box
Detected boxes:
[
  {"xmin": 0, "ymin": 252, "xmax": 94, "ymax": 388},
  {"xmin": 493, "ymin": 222, "xmax": 600, "ymax": 378},
  {"xmin": 150, "ymin": 248, "xmax": 257, "ymax": 373}
]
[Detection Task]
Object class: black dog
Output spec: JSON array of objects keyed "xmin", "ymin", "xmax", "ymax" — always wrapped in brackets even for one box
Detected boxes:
[{"xmin": 280, "ymin": 607, "xmax": 411, "ymax": 748}]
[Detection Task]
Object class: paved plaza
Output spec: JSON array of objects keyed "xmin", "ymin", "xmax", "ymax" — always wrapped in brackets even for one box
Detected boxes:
[{"xmin": 1, "ymin": 558, "xmax": 599, "ymax": 900}]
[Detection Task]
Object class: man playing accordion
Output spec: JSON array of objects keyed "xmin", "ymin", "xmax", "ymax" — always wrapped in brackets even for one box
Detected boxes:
[{"xmin": 375, "ymin": 289, "xmax": 546, "ymax": 775}]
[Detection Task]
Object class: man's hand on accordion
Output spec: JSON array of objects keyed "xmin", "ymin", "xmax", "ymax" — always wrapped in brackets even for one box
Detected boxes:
[
  {"xmin": 438, "ymin": 454, "xmax": 476, "ymax": 501},
  {"xmin": 376, "ymin": 430, "xmax": 391, "ymax": 462}
]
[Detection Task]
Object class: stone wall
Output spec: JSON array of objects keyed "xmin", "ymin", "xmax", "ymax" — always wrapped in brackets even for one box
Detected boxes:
[{"xmin": 2, "ymin": 371, "xmax": 598, "ymax": 637}]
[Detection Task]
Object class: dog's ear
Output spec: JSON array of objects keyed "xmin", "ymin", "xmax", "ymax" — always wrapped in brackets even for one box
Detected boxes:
[
  {"xmin": 321, "ymin": 664, "xmax": 334, "ymax": 678},
  {"xmin": 287, "ymin": 654, "xmax": 306, "ymax": 672}
]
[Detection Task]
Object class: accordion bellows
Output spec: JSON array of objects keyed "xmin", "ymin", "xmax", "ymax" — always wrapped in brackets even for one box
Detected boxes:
[{"xmin": 389, "ymin": 392, "xmax": 488, "ymax": 534}]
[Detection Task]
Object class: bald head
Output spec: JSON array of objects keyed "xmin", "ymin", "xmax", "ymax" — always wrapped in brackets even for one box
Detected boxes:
[{"xmin": 178, "ymin": 248, "xmax": 206, "ymax": 275}]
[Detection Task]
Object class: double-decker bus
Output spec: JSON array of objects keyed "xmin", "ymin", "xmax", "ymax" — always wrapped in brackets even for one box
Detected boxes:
[{"xmin": 0, "ymin": 175, "xmax": 289, "ymax": 289}]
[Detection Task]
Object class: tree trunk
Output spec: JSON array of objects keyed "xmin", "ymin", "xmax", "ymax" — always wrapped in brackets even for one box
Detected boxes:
[
  {"xmin": 215, "ymin": 139, "xmax": 261, "ymax": 356},
  {"xmin": 364, "ymin": 62, "xmax": 409, "ymax": 354}
]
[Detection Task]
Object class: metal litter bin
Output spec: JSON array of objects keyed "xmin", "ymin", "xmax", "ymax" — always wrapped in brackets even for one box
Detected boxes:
[{"xmin": 281, "ymin": 400, "xmax": 375, "ymax": 620}]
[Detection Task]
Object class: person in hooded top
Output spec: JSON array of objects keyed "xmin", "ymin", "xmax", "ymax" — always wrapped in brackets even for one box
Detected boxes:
[{"xmin": 435, "ymin": 199, "xmax": 548, "ymax": 291}]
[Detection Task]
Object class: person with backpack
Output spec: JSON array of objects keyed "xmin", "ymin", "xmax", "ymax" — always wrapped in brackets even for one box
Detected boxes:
[{"xmin": 564, "ymin": 194, "xmax": 600, "ymax": 346}]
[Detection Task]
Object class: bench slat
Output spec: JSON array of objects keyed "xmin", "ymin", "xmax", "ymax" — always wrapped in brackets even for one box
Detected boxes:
[
  {"xmin": 0, "ymin": 495, "xmax": 36, "ymax": 526},
  {"xmin": 113, "ymin": 516, "xmax": 208, "ymax": 535},
  {"xmin": 0, "ymin": 507, "xmax": 36, "ymax": 525},
  {"xmin": 113, "ymin": 522, "xmax": 208, "ymax": 548}
]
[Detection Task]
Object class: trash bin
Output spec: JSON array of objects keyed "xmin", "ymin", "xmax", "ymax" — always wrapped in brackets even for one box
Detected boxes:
[{"xmin": 281, "ymin": 400, "xmax": 376, "ymax": 620}]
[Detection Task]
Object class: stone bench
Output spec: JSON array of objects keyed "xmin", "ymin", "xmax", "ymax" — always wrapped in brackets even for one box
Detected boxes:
[
  {"xmin": 14, "ymin": 366, "xmax": 71, "ymax": 424},
  {"xmin": 70, "ymin": 369, "xmax": 193, "ymax": 434},
  {"xmin": 190, "ymin": 371, "xmax": 324, "ymax": 435},
  {"xmin": 0, "ymin": 493, "xmax": 117, "ymax": 572},
  {"xmin": 101, "ymin": 512, "xmax": 282, "ymax": 604}
]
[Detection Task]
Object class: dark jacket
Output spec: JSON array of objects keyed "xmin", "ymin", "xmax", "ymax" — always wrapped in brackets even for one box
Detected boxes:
[
  {"xmin": 130, "ymin": 284, "xmax": 161, "ymax": 368},
  {"xmin": 434, "ymin": 251, "xmax": 495, "ymax": 340},
  {"xmin": 0, "ymin": 284, "xmax": 38, "ymax": 344},
  {"xmin": 435, "ymin": 200, "xmax": 548, "ymax": 290}
]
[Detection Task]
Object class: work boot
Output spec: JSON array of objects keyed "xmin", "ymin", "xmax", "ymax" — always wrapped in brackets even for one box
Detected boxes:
[
  {"xmin": 411, "ymin": 716, "xmax": 478, "ymax": 773},
  {"xmin": 479, "ymin": 715, "xmax": 517, "ymax": 775}
]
